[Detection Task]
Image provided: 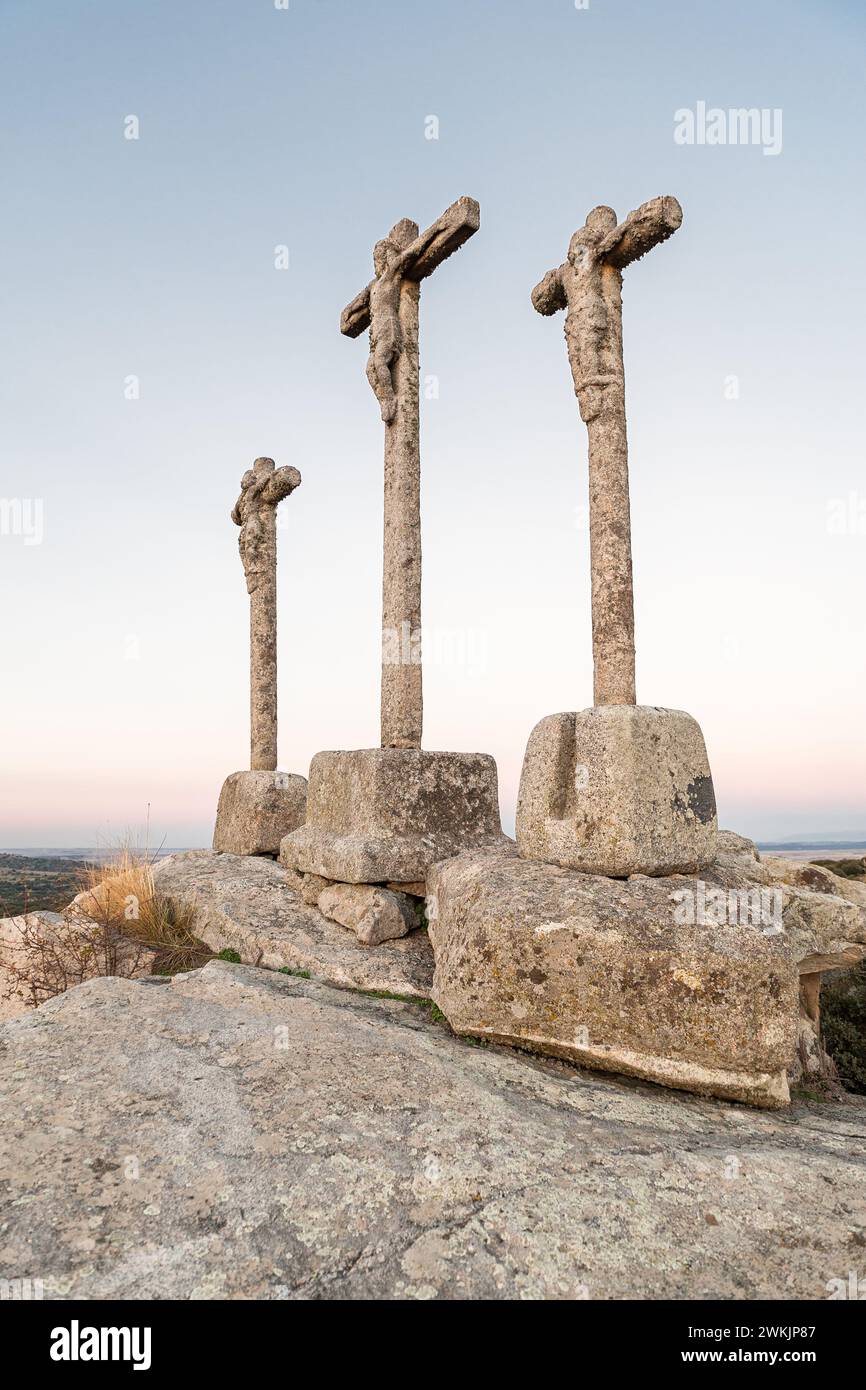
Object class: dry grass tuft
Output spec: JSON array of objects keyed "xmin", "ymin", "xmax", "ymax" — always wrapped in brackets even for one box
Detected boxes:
[
  {"xmin": 0, "ymin": 844, "xmax": 212, "ymax": 1011},
  {"xmin": 77, "ymin": 847, "xmax": 210, "ymax": 977}
]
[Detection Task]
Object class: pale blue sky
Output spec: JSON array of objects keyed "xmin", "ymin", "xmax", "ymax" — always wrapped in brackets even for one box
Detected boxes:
[{"xmin": 1, "ymin": 0, "xmax": 864, "ymax": 847}]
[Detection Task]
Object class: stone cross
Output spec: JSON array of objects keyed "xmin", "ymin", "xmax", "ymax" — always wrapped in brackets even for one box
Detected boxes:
[
  {"xmin": 232, "ymin": 456, "xmax": 301, "ymax": 771},
  {"xmin": 341, "ymin": 196, "xmax": 480, "ymax": 749},
  {"xmin": 532, "ymin": 195, "xmax": 682, "ymax": 707}
]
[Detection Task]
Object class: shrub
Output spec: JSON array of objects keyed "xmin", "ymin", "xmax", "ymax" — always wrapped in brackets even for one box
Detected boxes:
[
  {"xmin": 822, "ymin": 962, "xmax": 866, "ymax": 1095},
  {"xmin": 1, "ymin": 846, "xmax": 210, "ymax": 1009},
  {"xmin": 1, "ymin": 911, "xmax": 156, "ymax": 1010},
  {"xmin": 811, "ymin": 858, "xmax": 866, "ymax": 881}
]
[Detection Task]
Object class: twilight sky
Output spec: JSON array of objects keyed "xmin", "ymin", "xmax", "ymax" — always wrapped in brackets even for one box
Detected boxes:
[{"xmin": 1, "ymin": 0, "xmax": 864, "ymax": 848}]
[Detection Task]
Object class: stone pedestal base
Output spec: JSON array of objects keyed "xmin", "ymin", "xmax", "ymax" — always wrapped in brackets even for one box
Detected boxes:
[
  {"xmin": 428, "ymin": 845, "xmax": 798, "ymax": 1109},
  {"xmin": 516, "ymin": 705, "xmax": 718, "ymax": 877},
  {"xmin": 280, "ymin": 748, "xmax": 503, "ymax": 884},
  {"xmin": 213, "ymin": 770, "xmax": 307, "ymax": 857}
]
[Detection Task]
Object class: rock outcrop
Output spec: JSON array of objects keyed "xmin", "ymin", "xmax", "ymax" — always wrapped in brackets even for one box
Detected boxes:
[
  {"xmin": 428, "ymin": 846, "xmax": 798, "ymax": 1108},
  {"xmin": 157, "ymin": 840, "xmax": 865, "ymax": 1107},
  {"xmin": 315, "ymin": 882, "xmax": 417, "ymax": 946},
  {"xmin": 428, "ymin": 836, "xmax": 866, "ymax": 1109},
  {"xmin": 153, "ymin": 851, "xmax": 433, "ymax": 998},
  {"xmin": 1, "ymin": 960, "xmax": 864, "ymax": 1300}
]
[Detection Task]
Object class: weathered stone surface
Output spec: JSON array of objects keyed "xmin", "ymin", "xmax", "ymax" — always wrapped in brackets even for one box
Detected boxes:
[
  {"xmin": 429, "ymin": 836, "xmax": 866, "ymax": 1107},
  {"xmin": 282, "ymin": 865, "xmax": 306, "ymax": 894},
  {"xmin": 341, "ymin": 197, "xmax": 480, "ymax": 749},
  {"xmin": 516, "ymin": 705, "xmax": 718, "ymax": 877},
  {"xmin": 153, "ymin": 851, "xmax": 433, "ymax": 998},
  {"xmin": 714, "ymin": 834, "xmax": 866, "ymax": 1085},
  {"xmin": 428, "ymin": 845, "xmax": 800, "ymax": 1108},
  {"xmin": 281, "ymin": 747, "xmax": 504, "ymax": 883},
  {"xmin": 299, "ymin": 872, "xmax": 330, "ymax": 906},
  {"xmin": 532, "ymin": 196, "xmax": 681, "ymax": 707},
  {"xmin": 316, "ymin": 883, "xmax": 415, "ymax": 946},
  {"xmin": 714, "ymin": 834, "xmax": 866, "ymax": 974},
  {"xmin": 232, "ymin": 457, "xmax": 301, "ymax": 771},
  {"xmin": 213, "ymin": 770, "xmax": 307, "ymax": 857},
  {"xmin": 763, "ymin": 854, "xmax": 866, "ymax": 912},
  {"xmin": 791, "ymin": 971, "xmax": 840, "ymax": 1091},
  {"xmin": 1, "ymin": 959, "xmax": 864, "ymax": 1299}
]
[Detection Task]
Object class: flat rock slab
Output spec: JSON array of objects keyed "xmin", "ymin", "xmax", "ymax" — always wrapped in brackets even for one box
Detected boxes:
[
  {"xmin": 428, "ymin": 845, "xmax": 835, "ymax": 1109},
  {"xmin": 153, "ymin": 851, "xmax": 433, "ymax": 999},
  {"xmin": 1, "ymin": 961, "xmax": 864, "ymax": 1299}
]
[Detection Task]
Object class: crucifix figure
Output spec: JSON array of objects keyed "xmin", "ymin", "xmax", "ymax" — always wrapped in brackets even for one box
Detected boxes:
[
  {"xmin": 232, "ymin": 456, "xmax": 301, "ymax": 770},
  {"xmin": 517, "ymin": 194, "xmax": 716, "ymax": 879},
  {"xmin": 532, "ymin": 195, "xmax": 682, "ymax": 707},
  {"xmin": 341, "ymin": 196, "xmax": 480, "ymax": 749},
  {"xmin": 279, "ymin": 196, "xmax": 501, "ymax": 892}
]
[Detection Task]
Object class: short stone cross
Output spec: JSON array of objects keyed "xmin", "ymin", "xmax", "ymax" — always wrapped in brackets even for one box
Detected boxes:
[
  {"xmin": 232, "ymin": 456, "xmax": 301, "ymax": 770},
  {"xmin": 531, "ymin": 195, "xmax": 682, "ymax": 706},
  {"xmin": 341, "ymin": 196, "xmax": 480, "ymax": 749}
]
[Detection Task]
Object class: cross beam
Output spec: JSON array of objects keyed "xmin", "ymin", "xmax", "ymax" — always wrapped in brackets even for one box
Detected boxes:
[
  {"xmin": 532, "ymin": 195, "xmax": 682, "ymax": 707},
  {"xmin": 341, "ymin": 197, "xmax": 480, "ymax": 338},
  {"xmin": 341, "ymin": 196, "xmax": 480, "ymax": 749}
]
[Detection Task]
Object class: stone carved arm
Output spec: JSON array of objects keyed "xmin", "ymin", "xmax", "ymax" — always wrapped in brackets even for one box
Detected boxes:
[
  {"xmin": 393, "ymin": 220, "xmax": 448, "ymax": 279},
  {"xmin": 231, "ymin": 464, "xmax": 300, "ymax": 530},
  {"xmin": 531, "ymin": 266, "xmax": 567, "ymax": 316},
  {"xmin": 341, "ymin": 197, "xmax": 480, "ymax": 338},
  {"xmin": 341, "ymin": 286, "xmax": 371, "ymax": 339},
  {"xmin": 598, "ymin": 195, "xmax": 682, "ymax": 270},
  {"xmin": 231, "ymin": 468, "xmax": 258, "ymax": 527},
  {"xmin": 260, "ymin": 466, "xmax": 302, "ymax": 508},
  {"xmin": 401, "ymin": 197, "xmax": 480, "ymax": 284}
]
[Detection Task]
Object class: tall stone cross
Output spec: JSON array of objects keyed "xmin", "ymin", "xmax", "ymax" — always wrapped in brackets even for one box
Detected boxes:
[
  {"xmin": 341, "ymin": 196, "xmax": 480, "ymax": 749},
  {"xmin": 232, "ymin": 456, "xmax": 301, "ymax": 771},
  {"xmin": 532, "ymin": 195, "xmax": 682, "ymax": 707}
]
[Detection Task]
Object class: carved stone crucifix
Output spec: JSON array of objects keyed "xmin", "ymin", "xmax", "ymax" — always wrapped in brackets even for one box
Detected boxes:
[
  {"xmin": 341, "ymin": 196, "xmax": 480, "ymax": 750},
  {"xmin": 232, "ymin": 456, "xmax": 301, "ymax": 771},
  {"xmin": 532, "ymin": 196, "xmax": 682, "ymax": 707}
]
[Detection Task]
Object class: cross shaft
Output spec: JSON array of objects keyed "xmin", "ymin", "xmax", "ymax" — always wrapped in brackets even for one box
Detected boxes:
[
  {"xmin": 232, "ymin": 457, "xmax": 301, "ymax": 770},
  {"xmin": 532, "ymin": 195, "xmax": 682, "ymax": 706},
  {"xmin": 341, "ymin": 196, "xmax": 480, "ymax": 749}
]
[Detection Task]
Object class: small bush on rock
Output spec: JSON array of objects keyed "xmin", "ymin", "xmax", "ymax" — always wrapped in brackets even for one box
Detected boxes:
[
  {"xmin": 822, "ymin": 961, "xmax": 866, "ymax": 1095},
  {"xmin": 1, "ymin": 847, "xmax": 210, "ymax": 1010}
]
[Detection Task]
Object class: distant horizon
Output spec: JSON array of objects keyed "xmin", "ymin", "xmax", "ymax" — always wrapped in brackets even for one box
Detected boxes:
[{"xmin": 4, "ymin": 833, "xmax": 866, "ymax": 859}]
